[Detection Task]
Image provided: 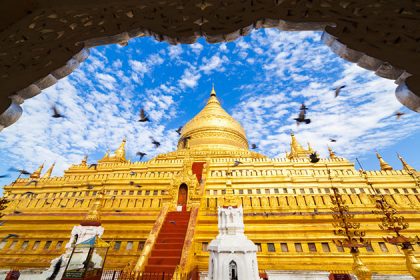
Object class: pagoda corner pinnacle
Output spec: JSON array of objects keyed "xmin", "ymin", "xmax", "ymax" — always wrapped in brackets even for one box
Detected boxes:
[
  {"xmin": 30, "ymin": 162, "xmax": 45, "ymax": 179},
  {"xmin": 328, "ymin": 146, "xmax": 337, "ymax": 159},
  {"xmin": 42, "ymin": 162, "xmax": 55, "ymax": 178},
  {"xmin": 376, "ymin": 152, "xmax": 393, "ymax": 171},
  {"xmin": 81, "ymin": 155, "xmax": 88, "ymax": 166},
  {"xmin": 397, "ymin": 153, "xmax": 415, "ymax": 172}
]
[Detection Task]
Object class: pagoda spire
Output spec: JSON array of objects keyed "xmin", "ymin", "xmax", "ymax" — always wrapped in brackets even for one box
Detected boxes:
[
  {"xmin": 376, "ymin": 152, "xmax": 393, "ymax": 171},
  {"xmin": 81, "ymin": 188, "xmax": 105, "ymax": 226},
  {"xmin": 81, "ymin": 155, "xmax": 88, "ymax": 166},
  {"xmin": 328, "ymin": 146, "xmax": 337, "ymax": 159},
  {"xmin": 30, "ymin": 162, "xmax": 44, "ymax": 179},
  {"xmin": 113, "ymin": 138, "xmax": 126, "ymax": 160},
  {"xmin": 397, "ymin": 153, "xmax": 415, "ymax": 172},
  {"xmin": 42, "ymin": 162, "xmax": 55, "ymax": 178}
]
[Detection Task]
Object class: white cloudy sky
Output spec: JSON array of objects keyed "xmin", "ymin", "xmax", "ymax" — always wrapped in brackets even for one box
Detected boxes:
[{"xmin": 0, "ymin": 29, "xmax": 419, "ymax": 186}]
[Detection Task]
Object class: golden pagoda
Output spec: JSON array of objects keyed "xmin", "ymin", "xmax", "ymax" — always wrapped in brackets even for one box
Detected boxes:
[{"xmin": 0, "ymin": 87, "xmax": 419, "ymax": 279}]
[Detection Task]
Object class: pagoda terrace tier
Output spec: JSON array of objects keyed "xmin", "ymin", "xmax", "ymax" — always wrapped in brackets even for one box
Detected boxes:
[{"xmin": 0, "ymin": 87, "xmax": 419, "ymax": 278}]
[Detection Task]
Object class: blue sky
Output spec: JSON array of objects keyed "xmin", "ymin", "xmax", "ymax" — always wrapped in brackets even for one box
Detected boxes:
[{"xmin": 0, "ymin": 29, "xmax": 419, "ymax": 188}]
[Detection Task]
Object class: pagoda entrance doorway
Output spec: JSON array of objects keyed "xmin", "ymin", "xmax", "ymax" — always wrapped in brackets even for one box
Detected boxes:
[{"xmin": 177, "ymin": 184, "xmax": 188, "ymax": 211}]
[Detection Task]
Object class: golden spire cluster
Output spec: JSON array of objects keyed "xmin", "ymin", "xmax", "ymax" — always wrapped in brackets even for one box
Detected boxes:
[
  {"xmin": 29, "ymin": 162, "xmax": 56, "ymax": 179},
  {"xmin": 286, "ymin": 132, "xmax": 313, "ymax": 159},
  {"xmin": 98, "ymin": 138, "xmax": 127, "ymax": 163}
]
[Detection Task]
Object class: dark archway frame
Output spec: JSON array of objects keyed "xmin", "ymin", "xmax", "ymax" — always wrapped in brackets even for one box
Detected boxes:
[{"xmin": 1, "ymin": 1, "xmax": 419, "ymax": 130}]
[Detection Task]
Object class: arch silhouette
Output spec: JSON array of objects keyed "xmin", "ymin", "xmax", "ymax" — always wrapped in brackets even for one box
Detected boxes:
[
  {"xmin": 1, "ymin": 2, "xmax": 419, "ymax": 130},
  {"xmin": 229, "ymin": 260, "xmax": 238, "ymax": 280}
]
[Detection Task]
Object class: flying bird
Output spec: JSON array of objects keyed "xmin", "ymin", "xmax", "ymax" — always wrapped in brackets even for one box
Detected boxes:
[
  {"xmin": 26, "ymin": 180, "xmax": 38, "ymax": 186},
  {"xmin": 8, "ymin": 168, "xmax": 30, "ymax": 175},
  {"xmin": 0, "ymin": 174, "xmax": 10, "ymax": 178},
  {"xmin": 394, "ymin": 111, "xmax": 405, "ymax": 119},
  {"xmin": 1, "ymin": 233, "xmax": 19, "ymax": 242},
  {"xmin": 309, "ymin": 152, "xmax": 320, "ymax": 163},
  {"xmin": 150, "ymin": 137, "xmax": 161, "ymax": 148},
  {"xmin": 181, "ymin": 136, "xmax": 191, "ymax": 148},
  {"xmin": 329, "ymin": 138, "xmax": 337, "ymax": 142},
  {"xmin": 175, "ymin": 126, "xmax": 183, "ymax": 135},
  {"xmin": 233, "ymin": 160, "xmax": 242, "ymax": 167},
  {"xmin": 88, "ymin": 164, "xmax": 97, "ymax": 170},
  {"xmin": 52, "ymin": 105, "xmax": 64, "ymax": 118},
  {"xmin": 136, "ymin": 152, "xmax": 147, "ymax": 160},
  {"xmin": 294, "ymin": 103, "xmax": 311, "ymax": 125},
  {"xmin": 138, "ymin": 108, "xmax": 150, "ymax": 122},
  {"xmin": 334, "ymin": 85, "xmax": 346, "ymax": 97},
  {"xmin": 251, "ymin": 144, "xmax": 258, "ymax": 149}
]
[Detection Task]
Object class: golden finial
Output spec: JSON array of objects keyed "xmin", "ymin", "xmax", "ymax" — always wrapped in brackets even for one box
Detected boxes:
[
  {"xmin": 42, "ymin": 162, "xmax": 55, "ymax": 178},
  {"xmin": 81, "ymin": 187, "xmax": 105, "ymax": 226},
  {"xmin": 397, "ymin": 153, "xmax": 415, "ymax": 172},
  {"xmin": 223, "ymin": 180, "xmax": 238, "ymax": 207},
  {"xmin": 30, "ymin": 162, "xmax": 44, "ymax": 179},
  {"xmin": 210, "ymin": 83, "xmax": 216, "ymax": 96},
  {"xmin": 81, "ymin": 155, "xmax": 88, "ymax": 166},
  {"xmin": 328, "ymin": 146, "xmax": 337, "ymax": 159},
  {"xmin": 376, "ymin": 152, "xmax": 393, "ymax": 171},
  {"xmin": 103, "ymin": 149, "xmax": 110, "ymax": 159}
]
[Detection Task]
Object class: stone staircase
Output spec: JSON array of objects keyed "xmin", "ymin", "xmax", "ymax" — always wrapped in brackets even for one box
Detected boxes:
[{"xmin": 144, "ymin": 211, "xmax": 191, "ymax": 274}]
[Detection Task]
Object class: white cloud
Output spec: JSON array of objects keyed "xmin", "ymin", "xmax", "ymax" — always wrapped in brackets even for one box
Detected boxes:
[
  {"xmin": 200, "ymin": 54, "xmax": 227, "ymax": 74},
  {"xmin": 169, "ymin": 45, "xmax": 183, "ymax": 57},
  {"xmin": 231, "ymin": 30, "xmax": 420, "ymax": 160},
  {"xmin": 179, "ymin": 68, "xmax": 201, "ymax": 89},
  {"xmin": 190, "ymin": 42, "xmax": 203, "ymax": 55}
]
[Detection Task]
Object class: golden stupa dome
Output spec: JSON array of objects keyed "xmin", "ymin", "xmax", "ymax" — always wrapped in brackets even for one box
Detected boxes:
[{"xmin": 178, "ymin": 86, "xmax": 249, "ymax": 150}]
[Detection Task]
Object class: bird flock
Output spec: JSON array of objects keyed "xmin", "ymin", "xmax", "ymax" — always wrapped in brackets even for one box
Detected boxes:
[
  {"xmin": 0, "ymin": 85, "xmax": 409, "ymax": 180},
  {"xmin": 291, "ymin": 85, "xmax": 408, "ymax": 163}
]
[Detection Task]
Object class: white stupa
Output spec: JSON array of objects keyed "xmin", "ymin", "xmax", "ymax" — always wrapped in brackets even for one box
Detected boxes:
[{"xmin": 207, "ymin": 181, "xmax": 260, "ymax": 280}]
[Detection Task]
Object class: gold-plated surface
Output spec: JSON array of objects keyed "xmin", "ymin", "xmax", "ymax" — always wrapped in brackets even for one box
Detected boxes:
[
  {"xmin": 0, "ymin": 88, "xmax": 419, "ymax": 276},
  {"xmin": 179, "ymin": 88, "xmax": 248, "ymax": 151}
]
